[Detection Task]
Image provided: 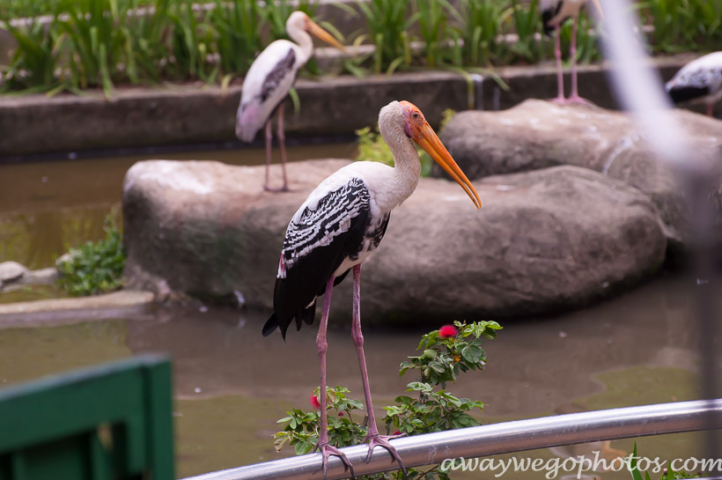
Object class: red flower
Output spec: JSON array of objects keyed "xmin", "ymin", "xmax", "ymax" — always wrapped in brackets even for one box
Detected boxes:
[
  {"xmin": 393, "ymin": 430, "xmax": 401, "ymax": 436},
  {"xmin": 338, "ymin": 412, "xmax": 344, "ymax": 417},
  {"xmin": 310, "ymin": 392, "xmax": 321, "ymax": 410},
  {"xmin": 439, "ymin": 325, "xmax": 458, "ymax": 338}
]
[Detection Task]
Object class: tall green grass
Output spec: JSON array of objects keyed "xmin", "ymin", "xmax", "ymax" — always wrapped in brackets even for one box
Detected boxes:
[
  {"xmin": 0, "ymin": 0, "xmax": 715, "ymax": 95},
  {"xmin": 0, "ymin": 0, "xmax": 308, "ymax": 95}
]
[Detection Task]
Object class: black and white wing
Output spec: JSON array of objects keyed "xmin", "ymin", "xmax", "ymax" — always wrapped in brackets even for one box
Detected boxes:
[
  {"xmin": 666, "ymin": 52, "xmax": 722, "ymax": 105},
  {"xmin": 263, "ymin": 177, "xmax": 373, "ymax": 339},
  {"xmin": 236, "ymin": 40, "xmax": 299, "ymax": 142}
]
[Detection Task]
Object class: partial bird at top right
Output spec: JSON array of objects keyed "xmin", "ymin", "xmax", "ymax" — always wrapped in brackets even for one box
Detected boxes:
[
  {"xmin": 666, "ymin": 52, "xmax": 722, "ymax": 118},
  {"xmin": 541, "ymin": 0, "xmax": 603, "ymax": 105}
]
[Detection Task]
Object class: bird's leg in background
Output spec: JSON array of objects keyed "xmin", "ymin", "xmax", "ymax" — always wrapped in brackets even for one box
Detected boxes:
[
  {"xmin": 568, "ymin": 17, "xmax": 590, "ymax": 105},
  {"xmin": 551, "ymin": 26, "xmax": 566, "ymax": 104},
  {"xmin": 707, "ymin": 103, "xmax": 714, "ymax": 117},
  {"xmin": 263, "ymin": 120, "xmax": 274, "ymax": 192},
  {"xmin": 351, "ymin": 265, "xmax": 407, "ymax": 474},
  {"xmin": 314, "ymin": 276, "xmax": 354, "ymax": 479},
  {"xmin": 277, "ymin": 103, "xmax": 290, "ymax": 192}
]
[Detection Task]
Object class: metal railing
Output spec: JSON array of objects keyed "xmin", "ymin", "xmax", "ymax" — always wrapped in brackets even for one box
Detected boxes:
[{"xmin": 183, "ymin": 399, "xmax": 722, "ymax": 480}]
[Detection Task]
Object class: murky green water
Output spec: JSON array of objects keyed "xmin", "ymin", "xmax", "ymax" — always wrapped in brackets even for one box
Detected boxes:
[
  {"xmin": 0, "ymin": 143, "xmax": 356, "ymax": 269},
  {"xmin": 0, "ymin": 275, "xmax": 717, "ymax": 478}
]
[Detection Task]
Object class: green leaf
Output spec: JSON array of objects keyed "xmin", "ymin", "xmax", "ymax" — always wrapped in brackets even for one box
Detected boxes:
[{"xmin": 461, "ymin": 344, "xmax": 483, "ymax": 364}]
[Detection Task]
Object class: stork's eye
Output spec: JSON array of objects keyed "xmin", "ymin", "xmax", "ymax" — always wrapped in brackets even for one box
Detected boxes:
[{"xmin": 412, "ymin": 112, "xmax": 419, "ymax": 119}]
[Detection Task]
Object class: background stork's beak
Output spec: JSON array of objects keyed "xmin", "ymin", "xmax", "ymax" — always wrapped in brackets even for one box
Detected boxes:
[
  {"xmin": 589, "ymin": 0, "xmax": 604, "ymax": 21},
  {"xmin": 412, "ymin": 123, "xmax": 482, "ymax": 209},
  {"xmin": 306, "ymin": 20, "xmax": 347, "ymax": 52}
]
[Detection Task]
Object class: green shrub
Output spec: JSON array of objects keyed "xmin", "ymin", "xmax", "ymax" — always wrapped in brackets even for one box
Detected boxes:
[
  {"xmin": 57, "ymin": 218, "xmax": 125, "ymax": 296},
  {"xmin": 273, "ymin": 320, "xmax": 502, "ymax": 480}
]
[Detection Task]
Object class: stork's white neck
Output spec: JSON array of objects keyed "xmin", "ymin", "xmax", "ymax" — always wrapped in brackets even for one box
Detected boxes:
[
  {"xmin": 288, "ymin": 25, "xmax": 313, "ymax": 65},
  {"xmin": 379, "ymin": 116, "xmax": 422, "ymax": 211}
]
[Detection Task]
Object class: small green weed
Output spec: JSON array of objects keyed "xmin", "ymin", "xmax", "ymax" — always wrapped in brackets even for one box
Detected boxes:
[
  {"xmin": 629, "ymin": 443, "xmax": 703, "ymax": 480},
  {"xmin": 355, "ymin": 108, "xmax": 455, "ymax": 177},
  {"xmin": 57, "ymin": 218, "xmax": 125, "ymax": 296}
]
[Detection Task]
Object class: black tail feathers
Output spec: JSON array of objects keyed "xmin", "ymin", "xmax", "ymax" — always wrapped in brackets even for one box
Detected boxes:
[
  {"xmin": 668, "ymin": 85, "xmax": 710, "ymax": 105},
  {"xmin": 262, "ymin": 314, "xmax": 279, "ymax": 337},
  {"xmin": 263, "ymin": 302, "xmax": 317, "ymax": 340}
]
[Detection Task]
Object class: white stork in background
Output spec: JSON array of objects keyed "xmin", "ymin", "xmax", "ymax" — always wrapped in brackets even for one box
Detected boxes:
[
  {"xmin": 263, "ymin": 101, "xmax": 482, "ymax": 477},
  {"xmin": 236, "ymin": 11, "xmax": 345, "ymax": 192},
  {"xmin": 540, "ymin": 0, "xmax": 603, "ymax": 104},
  {"xmin": 666, "ymin": 52, "xmax": 722, "ymax": 118}
]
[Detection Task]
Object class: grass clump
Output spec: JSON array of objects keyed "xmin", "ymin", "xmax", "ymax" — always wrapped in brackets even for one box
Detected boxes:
[{"xmin": 57, "ymin": 218, "xmax": 125, "ymax": 296}]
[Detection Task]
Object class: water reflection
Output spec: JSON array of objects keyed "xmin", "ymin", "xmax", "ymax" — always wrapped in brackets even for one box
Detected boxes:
[{"xmin": 0, "ymin": 143, "xmax": 356, "ymax": 268}]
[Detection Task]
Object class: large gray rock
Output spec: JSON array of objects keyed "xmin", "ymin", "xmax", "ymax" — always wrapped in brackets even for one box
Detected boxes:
[
  {"xmin": 123, "ymin": 159, "xmax": 666, "ymax": 324},
  {"xmin": 438, "ymin": 99, "xmax": 722, "ymax": 247}
]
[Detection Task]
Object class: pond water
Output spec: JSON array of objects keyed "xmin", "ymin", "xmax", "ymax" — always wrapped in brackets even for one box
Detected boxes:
[
  {"xmin": 0, "ymin": 274, "xmax": 717, "ymax": 479},
  {"xmin": 0, "ymin": 142, "xmax": 356, "ymax": 270}
]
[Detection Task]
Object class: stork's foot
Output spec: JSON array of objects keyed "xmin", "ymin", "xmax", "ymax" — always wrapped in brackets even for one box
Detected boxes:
[
  {"xmin": 263, "ymin": 184, "xmax": 292, "ymax": 193},
  {"xmin": 567, "ymin": 95, "xmax": 594, "ymax": 106},
  {"xmin": 549, "ymin": 96, "xmax": 567, "ymax": 105},
  {"xmin": 314, "ymin": 441, "xmax": 355, "ymax": 480},
  {"xmin": 363, "ymin": 433, "xmax": 407, "ymax": 476}
]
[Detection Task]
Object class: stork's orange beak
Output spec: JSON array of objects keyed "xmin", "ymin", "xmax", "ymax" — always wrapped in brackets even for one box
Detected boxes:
[
  {"xmin": 401, "ymin": 101, "xmax": 481, "ymax": 209},
  {"xmin": 306, "ymin": 19, "xmax": 347, "ymax": 52}
]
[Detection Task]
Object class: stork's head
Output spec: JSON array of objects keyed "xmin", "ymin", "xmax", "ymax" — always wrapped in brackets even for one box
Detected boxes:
[
  {"xmin": 383, "ymin": 100, "xmax": 481, "ymax": 209},
  {"xmin": 287, "ymin": 11, "xmax": 346, "ymax": 52}
]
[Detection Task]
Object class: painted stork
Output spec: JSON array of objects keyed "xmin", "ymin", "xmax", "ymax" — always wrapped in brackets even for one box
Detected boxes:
[
  {"xmin": 540, "ymin": 0, "xmax": 603, "ymax": 104},
  {"xmin": 666, "ymin": 52, "xmax": 722, "ymax": 117},
  {"xmin": 236, "ymin": 11, "xmax": 345, "ymax": 192},
  {"xmin": 263, "ymin": 101, "xmax": 482, "ymax": 477}
]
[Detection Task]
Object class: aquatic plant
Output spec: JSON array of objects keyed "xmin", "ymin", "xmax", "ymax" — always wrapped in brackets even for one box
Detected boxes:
[
  {"xmin": 447, "ymin": 0, "xmax": 512, "ymax": 67},
  {"xmin": 56, "ymin": 217, "xmax": 125, "ymax": 296},
  {"xmin": 356, "ymin": 0, "xmax": 417, "ymax": 74},
  {"xmin": 273, "ymin": 320, "xmax": 501, "ymax": 479},
  {"xmin": 0, "ymin": 0, "xmax": 715, "ymax": 94},
  {"xmin": 414, "ymin": 0, "xmax": 449, "ymax": 68},
  {"xmin": 641, "ymin": 0, "xmax": 722, "ymax": 54}
]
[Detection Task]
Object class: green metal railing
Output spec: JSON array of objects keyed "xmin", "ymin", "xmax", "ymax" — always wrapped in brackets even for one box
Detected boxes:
[{"xmin": 0, "ymin": 355, "xmax": 174, "ymax": 480}]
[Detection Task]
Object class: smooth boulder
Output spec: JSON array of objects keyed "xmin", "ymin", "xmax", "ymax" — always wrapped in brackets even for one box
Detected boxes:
[
  {"xmin": 438, "ymin": 99, "xmax": 722, "ymax": 247},
  {"xmin": 123, "ymin": 159, "xmax": 666, "ymax": 325}
]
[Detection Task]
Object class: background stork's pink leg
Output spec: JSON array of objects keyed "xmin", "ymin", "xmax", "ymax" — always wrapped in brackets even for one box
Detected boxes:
[
  {"xmin": 568, "ymin": 18, "xmax": 591, "ymax": 105},
  {"xmin": 277, "ymin": 103, "xmax": 290, "ymax": 192},
  {"xmin": 351, "ymin": 265, "xmax": 407, "ymax": 475},
  {"xmin": 551, "ymin": 27, "xmax": 566, "ymax": 105},
  {"xmin": 707, "ymin": 103, "xmax": 714, "ymax": 117},
  {"xmin": 263, "ymin": 120, "xmax": 273, "ymax": 192},
  {"xmin": 314, "ymin": 276, "xmax": 354, "ymax": 479}
]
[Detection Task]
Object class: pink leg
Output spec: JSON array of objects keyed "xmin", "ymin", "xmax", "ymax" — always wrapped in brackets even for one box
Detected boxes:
[
  {"xmin": 551, "ymin": 26, "xmax": 566, "ymax": 105},
  {"xmin": 568, "ymin": 17, "xmax": 592, "ymax": 105},
  {"xmin": 277, "ymin": 103, "xmax": 290, "ymax": 192},
  {"xmin": 351, "ymin": 265, "xmax": 407, "ymax": 474},
  {"xmin": 707, "ymin": 103, "xmax": 714, "ymax": 117},
  {"xmin": 314, "ymin": 276, "xmax": 354, "ymax": 480},
  {"xmin": 263, "ymin": 120, "xmax": 273, "ymax": 192}
]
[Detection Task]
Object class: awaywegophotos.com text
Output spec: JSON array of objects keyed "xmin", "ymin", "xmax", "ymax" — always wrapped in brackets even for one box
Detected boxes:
[{"xmin": 440, "ymin": 452, "xmax": 722, "ymax": 479}]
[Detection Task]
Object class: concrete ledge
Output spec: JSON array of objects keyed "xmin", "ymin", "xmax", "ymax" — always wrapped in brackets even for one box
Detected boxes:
[
  {"xmin": 0, "ymin": 54, "xmax": 699, "ymax": 158},
  {"xmin": 0, "ymin": 290, "xmax": 156, "ymax": 327}
]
